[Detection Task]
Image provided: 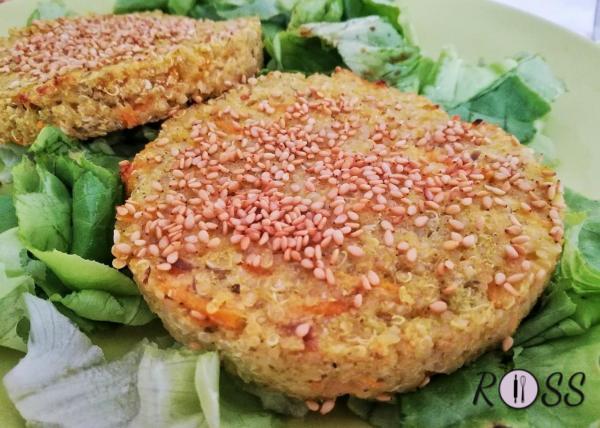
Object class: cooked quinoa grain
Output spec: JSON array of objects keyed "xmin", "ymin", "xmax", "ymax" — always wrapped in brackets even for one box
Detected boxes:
[
  {"xmin": 0, "ymin": 13, "xmax": 262, "ymax": 145},
  {"xmin": 115, "ymin": 69, "xmax": 564, "ymax": 400}
]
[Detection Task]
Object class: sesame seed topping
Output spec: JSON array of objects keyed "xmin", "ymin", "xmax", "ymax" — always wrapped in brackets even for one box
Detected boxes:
[
  {"xmin": 294, "ymin": 322, "xmax": 311, "ymax": 337},
  {"xmin": 429, "ymin": 300, "xmax": 448, "ymax": 313},
  {"xmin": 502, "ymin": 336, "xmax": 514, "ymax": 352},
  {"xmin": 319, "ymin": 400, "xmax": 336, "ymax": 415},
  {"xmin": 114, "ymin": 70, "xmax": 564, "ymax": 327},
  {"xmin": 3, "ymin": 14, "xmax": 199, "ymax": 84}
]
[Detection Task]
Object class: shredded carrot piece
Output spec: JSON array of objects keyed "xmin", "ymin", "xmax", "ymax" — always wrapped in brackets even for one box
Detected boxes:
[
  {"xmin": 304, "ymin": 300, "xmax": 349, "ymax": 316},
  {"xmin": 163, "ymin": 286, "xmax": 246, "ymax": 331},
  {"xmin": 119, "ymin": 105, "xmax": 140, "ymax": 127}
]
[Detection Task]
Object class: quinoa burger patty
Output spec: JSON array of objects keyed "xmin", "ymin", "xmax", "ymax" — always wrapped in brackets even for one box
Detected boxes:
[
  {"xmin": 0, "ymin": 13, "xmax": 262, "ymax": 145},
  {"xmin": 114, "ymin": 69, "xmax": 564, "ymax": 401}
]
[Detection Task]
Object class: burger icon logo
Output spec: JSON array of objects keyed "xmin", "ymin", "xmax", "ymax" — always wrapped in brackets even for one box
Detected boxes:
[{"xmin": 499, "ymin": 369, "xmax": 539, "ymax": 408}]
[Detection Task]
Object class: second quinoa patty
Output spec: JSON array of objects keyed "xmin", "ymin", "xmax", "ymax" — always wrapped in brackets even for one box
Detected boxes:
[
  {"xmin": 114, "ymin": 69, "xmax": 564, "ymax": 401},
  {"xmin": 0, "ymin": 13, "xmax": 262, "ymax": 145}
]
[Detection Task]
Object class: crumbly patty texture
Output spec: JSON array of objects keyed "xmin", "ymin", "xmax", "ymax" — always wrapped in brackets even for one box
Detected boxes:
[
  {"xmin": 0, "ymin": 13, "xmax": 262, "ymax": 145},
  {"xmin": 114, "ymin": 69, "xmax": 564, "ymax": 400}
]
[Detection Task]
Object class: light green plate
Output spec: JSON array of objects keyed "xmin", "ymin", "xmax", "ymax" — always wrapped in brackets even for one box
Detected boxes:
[{"xmin": 1, "ymin": 1, "xmax": 599, "ymax": 427}]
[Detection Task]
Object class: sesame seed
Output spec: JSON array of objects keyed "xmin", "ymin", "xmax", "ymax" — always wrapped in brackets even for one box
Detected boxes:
[
  {"xmin": 503, "ymin": 283, "xmax": 519, "ymax": 296},
  {"xmin": 353, "ymin": 293, "xmax": 363, "ymax": 308},
  {"xmin": 406, "ymin": 247, "xmax": 418, "ymax": 263},
  {"xmin": 383, "ymin": 230, "xmax": 394, "ymax": 246},
  {"xmin": 347, "ymin": 245, "xmax": 364, "ymax": 257},
  {"xmin": 502, "ymin": 336, "xmax": 514, "ymax": 352},
  {"xmin": 319, "ymin": 400, "xmax": 335, "ymax": 415},
  {"xmin": 494, "ymin": 272, "xmax": 506, "ymax": 285},
  {"xmin": 429, "ymin": 300, "xmax": 448, "ymax": 313},
  {"xmin": 461, "ymin": 234, "xmax": 477, "ymax": 248},
  {"xmin": 367, "ymin": 270, "xmax": 380, "ymax": 286},
  {"xmin": 306, "ymin": 401, "xmax": 320, "ymax": 412},
  {"xmin": 313, "ymin": 267, "xmax": 326, "ymax": 280},
  {"xmin": 443, "ymin": 240, "xmax": 459, "ymax": 250},
  {"xmin": 396, "ymin": 241, "xmax": 409, "ymax": 252},
  {"xmin": 166, "ymin": 251, "xmax": 179, "ymax": 264},
  {"xmin": 157, "ymin": 263, "xmax": 172, "ymax": 271},
  {"xmin": 295, "ymin": 322, "xmax": 311, "ymax": 337},
  {"xmin": 448, "ymin": 219, "xmax": 465, "ymax": 231},
  {"xmin": 505, "ymin": 244, "xmax": 520, "ymax": 259},
  {"xmin": 507, "ymin": 273, "xmax": 525, "ymax": 283},
  {"xmin": 414, "ymin": 215, "xmax": 429, "ymax": 228},
  {"xmin": 112, "ymin": 259, "xmax": 126, "ymax": 269},
  {"xmin": 360, "ymin": 275, "xmax": 372, "ymax": 290},
  {"xmin": 325, "ymin": 268, "xmax": 336, "ymax": 285}
]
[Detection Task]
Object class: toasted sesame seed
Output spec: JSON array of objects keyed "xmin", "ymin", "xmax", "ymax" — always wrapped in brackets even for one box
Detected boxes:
[
  {"xmin": 295, "ymin": 322, "xmax": 311, "ymax": 337},
  {"xmin": 116, "ymin": 206, "xmax": 129, "ymax": 216},
  {"xmin": 429, "ymin": 300, "xmax": 448, "ymax": 313},
  {"xmin": 306, "ymin": 401, "xmax": 320, "ymax": 412},
  {"xmin": 503, "ymin": 282, "xmax": 519, "ymax": 296},
  {"xmin": 406, "ymin": 247, "xmax": 418, "ymax": 262},
  {"xmin": 207, "ymin": 238, "xmax": 221, "ymax": 248},
  {"xmin": 505, "ymin": 244, "xmax": 520, "ymax": 259},
  {"xmin": 507, "ymin": 273, "xmax": 525, "ymax": 283},
  {"xmin": 353, "ymin": 293, "xmax": 363, "ymax": 308},
  {"xmin": 443, "ymin": 240, "xmax": 459, "ymax": 250},
  {"xmin": 461, "ymin": 234, "xmax": 477, "ymax": 248},
  {"xmin": 313, "ymin": 267, "xmax": 326, "ymax": 280},
  {"xmin": 112, "ymin": 259, "xmax": 126, "ymax": 269},
  {"xmin": 360, "ymin": 275, "xmax": 372, "ymax": 290},
  {"xmin": 157, "ymin": 263, "xmax": 172, "ymax": 271},
  {"xmin": 494, "ymin": 272, "xmax": 506, "ymax": 285},
  {"xmin": 319, "ymin": 400, "xmax": 335, "ymax": 415},
  {"xmin": 115, "ymin": 243, "xmax": 132, "ymax": 254},
  {"xmin": 347, "ymin": 245, "xmax": 364, "ymax": 257},
  {"xmin": 383, "ymin": 230, "xmax": 394, "ymax": 246},
  {"xmin": 414, "ymin": 215, "xmax": 429, "ymax": 228},
  {"xmin": 396, "ymin": 241, "xmax": 409, "ymax": 252},
  {"xmin": 502, "ymin": 336, "xmax": 514, "ymax": 352},
  {"xmin": 367, "ymin": 270, "xmax": 380, "ymax": 286}
]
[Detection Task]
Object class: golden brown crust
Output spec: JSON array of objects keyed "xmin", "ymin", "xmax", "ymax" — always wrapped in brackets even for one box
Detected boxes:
[
  {"xmin": 0, "ymin": 13, "xmax": 263, "ymax": 145},
  {"xmin": 115, "ymin": 69, "xmax": 563, "ymax": 400}
]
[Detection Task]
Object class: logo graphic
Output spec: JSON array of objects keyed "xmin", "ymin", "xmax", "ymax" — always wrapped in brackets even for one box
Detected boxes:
[{"xmin": 499, "ymin": 369, "xmax": 539, "ymax": 408}]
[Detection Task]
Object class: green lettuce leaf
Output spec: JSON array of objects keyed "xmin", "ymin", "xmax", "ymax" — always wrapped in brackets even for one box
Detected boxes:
[
  {"xmin": 350, "ymin": 326, "xmax": 600, "ymax": 427},
  {"xmin": 50, "ymin": 290, "xmax": 155, "ymax": 325},
  {"xmin": 70, "ymin": 162, "xmax": 121, "ymax": 263},
  {"xmin": 0, "ymin": 143, "xmax": 26, "ymax": 186},
  {"xmin": 168, "ymin": 0, "xmax": 196, "ymax": 15},
  {"xmin": 114, "ymin": 0, "xmax": 168, "ymax": 13},
  {"xmin": 26, "ymin": 126, "xmax": 124, "ymax": 262},
  {"xmin": 428, "ymin": 55, "xmax": 565, "ymax": 143},
  {"xmin": 0, "ymin": 195, "xmax": 17, "ymax": 233},
  {"xmin": 26, "ymin": 0, "xmax": 72, "ymax": 25},
  {"xmin": 0, "ymin": 229, "xmax": 34, "ymax": 352},
  {"xmin": 299, "ymin": 16, "xmax": 422, "ymax": 91},
  {"xmin": 512, "ymin": 326, "xmax": 600, "ymax": 428},
  {"xmin": 29, "ymin": 249, "xmax": 139, "ymax": 296},
  {"xmin": 12, "ymin": 158, "xmax": 72, "ymax": 252},
  {"xmin": 560, "ymin": 213, "xmax": 600, "ymax": 295},
  {"xmin": 288, "ymin": 0, "xmax": 343, "ymax": 29},
  {"xmin": 422, "ymin": 47, "xmax": 508, "ymax": 109},
  {"xmin": 270, "ymin": 30, "xmax": 344, "ymax": 73},
  {"xmin": 564, "ymin": 188, "xmax": 600, "ymax": 215},
  {"xmin": 527, "ymin": 133, "xmax": 559, "ymax": 167},
  {"xmin": 343, "ymin": 0, "xmax": 412, "ymax": 38}
]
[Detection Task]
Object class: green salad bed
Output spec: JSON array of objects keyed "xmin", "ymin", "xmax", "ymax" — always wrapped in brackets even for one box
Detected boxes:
[{"xmin": 1, "ymin": 1, "xmax": 599, "ymax": 427}]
